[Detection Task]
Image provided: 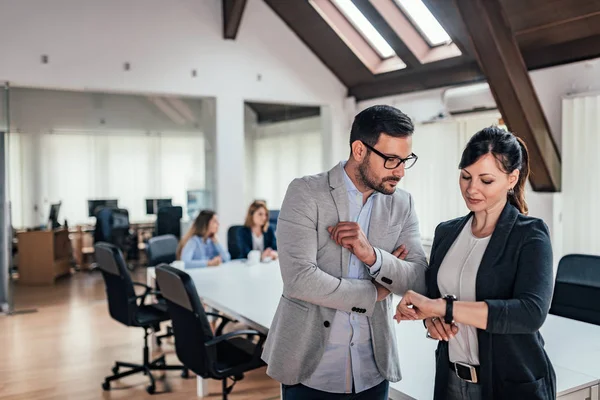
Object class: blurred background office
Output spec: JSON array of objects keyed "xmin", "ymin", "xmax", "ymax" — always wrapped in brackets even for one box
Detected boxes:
[{"xmin": 1, "ymin": 0, "xmax": 600, "ymax": 399}]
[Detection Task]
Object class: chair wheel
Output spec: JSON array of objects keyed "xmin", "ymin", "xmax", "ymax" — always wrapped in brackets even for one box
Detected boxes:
[
  {"xmin": 102, "ymin": 381, "xmax": 110, "ymax": 391},
  {"xmin": 146, "ymin": 385, "xmax": 156, "ymax": 394},
  {"xmin": 181, "ymin": 369, "xmax": 189, "ymax": 379},
  {"xmin": 112, "ymin": 366, "xmax": 119, "ymax": 374}
]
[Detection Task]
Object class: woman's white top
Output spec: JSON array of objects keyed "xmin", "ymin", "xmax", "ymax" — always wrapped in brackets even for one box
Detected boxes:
[{"xmin": 437, "ymin": 216, "xmax": 491, "ymax": 366}]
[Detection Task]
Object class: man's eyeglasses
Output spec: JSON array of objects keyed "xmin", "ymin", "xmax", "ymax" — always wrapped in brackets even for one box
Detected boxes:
[{"xmin": 361, "ymin": 141, "xmax": 418, "ymax": 170}]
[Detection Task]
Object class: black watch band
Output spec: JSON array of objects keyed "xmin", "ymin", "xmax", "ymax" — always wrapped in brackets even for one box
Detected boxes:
[{"xmin": 444, "ymin": 295, "xmax": 457, "ymax": 324}]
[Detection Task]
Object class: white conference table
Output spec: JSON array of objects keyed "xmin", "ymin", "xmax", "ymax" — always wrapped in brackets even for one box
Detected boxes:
[{"xmin": 148, "ymin": 260, "xmax": 600, "ymax": 399}]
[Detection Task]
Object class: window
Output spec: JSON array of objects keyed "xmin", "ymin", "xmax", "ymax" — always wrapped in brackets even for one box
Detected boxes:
[
  {"xmin": 331, "ymin": 0, "xmax": 395, "ymax": 58},
  {"xmin": 310, "ymin": 0, "xmax": 406, "ymax": 74},
  {"xmin": 394, "ymin": 0, "xmax": 451, "ymax": 46}
]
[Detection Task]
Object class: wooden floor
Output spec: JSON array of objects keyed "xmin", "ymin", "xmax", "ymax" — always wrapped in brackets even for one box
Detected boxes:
[{"xmin": 0, "ymin": 268, "xmax": 280, "ymax": 400}]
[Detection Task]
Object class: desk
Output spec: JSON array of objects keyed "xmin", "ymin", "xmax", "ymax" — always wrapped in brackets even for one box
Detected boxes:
[
  {"xmin": 148, "ymin": 261, "xmax": 600, "ymax": 399},
  {"xmin": 17, "ymin": 229, "xmax": 72, "ymax": 285}
]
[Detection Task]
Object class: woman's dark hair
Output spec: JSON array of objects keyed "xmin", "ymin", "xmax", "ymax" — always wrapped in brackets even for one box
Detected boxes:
[
  {"xmin": 459, "ymin": 126, "xmax": 530, "ymax": 215},
  {"xmin": 176, "ymin": 210, "xmax": 217, "ymax": 259},
  {"xmin": 349, "ymin": 105, "xmax": 414, "ymax": 150}
]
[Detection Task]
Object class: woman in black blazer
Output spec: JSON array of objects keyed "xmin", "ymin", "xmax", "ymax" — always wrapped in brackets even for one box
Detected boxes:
[
  {"xmin": 237, "ymin": 200, "xmax": 278, "ymax": 261},
  {"xmin": 395, "ymin": 127, "xmax": 555, "ymax": 400}
]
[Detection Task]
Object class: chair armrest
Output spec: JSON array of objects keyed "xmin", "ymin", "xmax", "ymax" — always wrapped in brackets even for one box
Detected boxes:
[
  {"xmin": 204, "ymin": 330, "xmax": 264, "ymax": 347},
  {"xmin": 205, "ymin": 312, "xmax": 239, "ymax": 336},
  {"xmin": 133, "ymin": 282, "xmax": 152, "ymax": 291}
]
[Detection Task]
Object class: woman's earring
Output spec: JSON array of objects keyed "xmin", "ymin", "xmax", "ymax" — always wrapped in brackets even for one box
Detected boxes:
[{"xmin": 508, "ymin": 188, "xmax": 515, "ymax": 196}]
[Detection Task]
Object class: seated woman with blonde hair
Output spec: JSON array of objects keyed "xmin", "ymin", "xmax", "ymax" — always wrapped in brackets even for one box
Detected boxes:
[
  {"xmin": 177, "ymin": 210, "xmax": 230, "ymax": 268},
  {"xmin": 237, "ymin": 200, "xmax": 277, "ymax": 261}
]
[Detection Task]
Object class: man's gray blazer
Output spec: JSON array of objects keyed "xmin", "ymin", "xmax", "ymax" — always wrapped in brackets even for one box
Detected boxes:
[{"xmin": 261, "ymin": 163, "xmax": 428, "ymax": 385}]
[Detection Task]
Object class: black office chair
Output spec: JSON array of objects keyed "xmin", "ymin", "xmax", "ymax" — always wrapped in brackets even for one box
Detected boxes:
[
  {"xmin": 95, "ymin": 242, "xmax": 188, "ymax": 394},
  {"xmin": 147, "ymin": 234, "xmax": 178, "ymax": 266},
  {"xmin": 227, "ymin": 225, "xmax": 244, "ymax": 260},
  {"xmin": 155, "ymin": 206, "xmax": 183, "ymax": 239},
  {"xmin": 269, "ymin": 209, "xmax": 280, "ymax": 232},
  {"xmin": 155, "ymin": 264, "xmax": 266, "ymax": 400},
  {"xmin": 94, "ymin": 207, "xmax": 137, "ymax": 263},
  {"xmin": 146, "ymin": 234, "xmax": 179, "ymax": 345},
  {"xmin": 550, "ymin": 254, "xmax": 600, "ymax": 325}
]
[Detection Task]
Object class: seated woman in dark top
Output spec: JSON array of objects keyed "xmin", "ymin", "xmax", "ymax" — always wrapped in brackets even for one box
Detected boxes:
[
  {"xmin": 395, "ymin": 126, "xmax": 555, "ymax": 400},
  {"xmin": 237, "ymin": 200, "xmax": 277, "ymax": 261}
]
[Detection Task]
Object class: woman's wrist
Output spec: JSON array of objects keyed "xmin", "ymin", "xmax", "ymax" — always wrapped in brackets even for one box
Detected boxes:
[{"xmin": 433, "ymin": 298, "xmax": 446, "ymax": 318}]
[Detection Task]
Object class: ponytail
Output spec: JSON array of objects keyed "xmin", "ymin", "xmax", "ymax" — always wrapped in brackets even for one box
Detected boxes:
[{"xmin": 509, "ymin": 136, "xmax": 530, "ymax": 215}]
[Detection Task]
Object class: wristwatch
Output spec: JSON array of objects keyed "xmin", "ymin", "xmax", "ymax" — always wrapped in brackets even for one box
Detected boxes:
[{"xmin": 443, "ymin": 295, "xmax": 457, "ymax": 325}]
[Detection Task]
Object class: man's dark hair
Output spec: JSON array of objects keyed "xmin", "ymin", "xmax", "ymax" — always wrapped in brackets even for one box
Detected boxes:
[{"xmin": 349, "ymin": 105, "xmax": 414, "ymax": 150}]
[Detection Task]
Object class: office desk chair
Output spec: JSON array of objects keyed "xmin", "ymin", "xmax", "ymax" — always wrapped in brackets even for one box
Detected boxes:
[
  {"xmin": 147, "ymin": 234, "xmax": 178, "ymax": 266},
  {"xmin": 94, "ymin": 207, "xmax": 137, "ymax": 264},
  {"xmin": 550, "ymin": 253, "xmax": 600, "ymax": 325},
  {"xmin": 146, "ymin": 234, "xmax": 179, "ymax": 345},
  {"xmin": 227, "ymin": 225, "xmax": 244, "ymax": 260},
  {"xmin": 155, "ymin": 206, "xmax": 183, "ymax": 239},
  {"xmin": 95, "ymin": 243, "xmax": 188, "ymax": 394},
  {"xmin": 155, "ymin": 264, "xmax": 266, "ymax": 400}
]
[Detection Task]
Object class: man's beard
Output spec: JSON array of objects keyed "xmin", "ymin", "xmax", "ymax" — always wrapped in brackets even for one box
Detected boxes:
[{"xmin": 357, "ymin": 157, "xmax": 400, "ymax": 195}]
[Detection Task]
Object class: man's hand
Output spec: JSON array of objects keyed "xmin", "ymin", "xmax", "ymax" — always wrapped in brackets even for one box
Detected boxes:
[
  {"xmin": 375, "ymin": 282, "xmax": 391, "ymax": 302},
  {"xmin": 327, "ymin": 222, "xmax": 376, "ymax": 265},
  {"xmin": 392, "ymin": 244, "xmax": 408, "ymax": 260}
]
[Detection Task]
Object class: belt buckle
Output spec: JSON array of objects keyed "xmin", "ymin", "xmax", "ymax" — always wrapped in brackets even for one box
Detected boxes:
[{"xmin": 454, "ymin": 362, "xmax": 478, "ymax": 384}]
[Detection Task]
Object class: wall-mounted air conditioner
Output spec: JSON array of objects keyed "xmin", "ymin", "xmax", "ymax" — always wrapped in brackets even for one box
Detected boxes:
[{"xmin": 443, "ymin": 83, "xmax": 497, "ymax": 115}]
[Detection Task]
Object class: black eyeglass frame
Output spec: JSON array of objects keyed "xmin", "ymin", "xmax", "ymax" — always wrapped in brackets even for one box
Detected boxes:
[{"xmin": 360, "ymin": 141, "xmax": 418, "ymax": 170}]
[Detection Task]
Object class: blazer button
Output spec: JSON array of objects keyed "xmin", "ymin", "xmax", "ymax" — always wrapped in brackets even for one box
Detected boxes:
[
  {"xmin": 324, "ymin": 321, "xmax": 330, "ymax": 328},
  {"xmin": 382, "ymin": 277, "xmax": 393, "ymax": 285}
]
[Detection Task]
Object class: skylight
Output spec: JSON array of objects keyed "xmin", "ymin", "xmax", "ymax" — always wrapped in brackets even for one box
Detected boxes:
[
  {"xmin": 394, "ymin": 0, "xmax": 451, "ymax": 46},
  {"xmin": 331, "ymin": 0, "xmax": 396, "ymax": 59}
]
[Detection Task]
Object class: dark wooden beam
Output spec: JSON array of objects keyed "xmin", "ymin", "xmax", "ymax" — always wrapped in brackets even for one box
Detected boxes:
[
  {"xmin": 349, "ymin": 61, "xmax": 484, "ymax": 100},
  {"xmin": 351, "ymin": 0, "xmax": 420, "ymax": 68},
  {"xmin": 523, "ymin": 34, "xmax": 600, "ymax": 70},
  {"xmin": 223, "ymin": 0, "xmax": 247, "ymax": 40},
  {"xmin": 454, "ymin": 0, "xmax": 561, "ymax": 192}
]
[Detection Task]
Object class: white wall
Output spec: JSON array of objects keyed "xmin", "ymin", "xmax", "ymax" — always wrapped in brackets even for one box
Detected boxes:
[{"xmin": 0, "ymin": 0, "xmax": 348, "ymax": 243}]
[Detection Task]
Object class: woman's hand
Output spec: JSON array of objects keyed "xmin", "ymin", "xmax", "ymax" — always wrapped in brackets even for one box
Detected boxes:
[
  {"xmin": 207, "ymin": 256, "xmax": 222, "ymax": 267},
  {"xmin": 425, "ymin": 317, "xmax": 459, "ymax": 341},
  {"xmin": 394, "ymin": 290, "xmax": 446, "ymax": 322},
  {"xmin": 261, "ymin": 248, "xmax": 278, "ymax": 261}
]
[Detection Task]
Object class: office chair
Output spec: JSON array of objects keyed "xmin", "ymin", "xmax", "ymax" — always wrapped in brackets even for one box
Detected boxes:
[
  {"xmin": 147, "ymin": 234, "xmax": 178, "ymax": 266},
  {"xmin": 146, "ymin": 234, "xmax": 179, "ymax": 345},
  {"xmin": 269, "ymin": 209, "xmax": 280, "ymax": 232},
  {"xmin": 550, "ymin": 254, "xmax": 600, "ymax": 325},
  {"xmin": 94, "ymin": 207, "xmax": 137, "ymax": 263},
  {"xmin": 95, "ymin": 242, "xmax": 188, "ymax": 394},
  {"xmin": 227, "ymin": 225, "xmax": 244, "ymax": 260},
  {"xmin": 155, "ymin": 264, "xmax": 266, "ymax": 400},
  {"xmin": 155, "ymin": 206, "xmax": 183, "ymax": 239}
]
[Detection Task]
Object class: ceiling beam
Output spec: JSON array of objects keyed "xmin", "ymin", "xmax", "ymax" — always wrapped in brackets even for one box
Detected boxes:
[
  {"xmin": 223, "ymin": 0, "xmax": 247, "ymax": 40},
  {"xmin": 453, "ymin": 0, "xmax": 561, "ymax": 192},
  {"xmin": 350, "ymin": 0, "xmax": 420, "ymax": 68},
  {"xmin": 349, "ymin": 61, "xmax": 483, "ymax": 100}
]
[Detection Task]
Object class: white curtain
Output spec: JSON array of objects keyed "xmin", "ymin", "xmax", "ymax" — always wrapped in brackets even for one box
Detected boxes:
[
  {"xmin": 400, "ymin": 113, "xmax": 500, "ymax": 241},
  {"xmin": 10, "ymin": 130, "xmax": 206, "ymax": 227},
  {"xmin": 249, "ymin": 120, "xmax": 323, "ymax": 209},
  {"xmin": 562, "ymin": 94, "xmax": 600, "ymax": 256}
]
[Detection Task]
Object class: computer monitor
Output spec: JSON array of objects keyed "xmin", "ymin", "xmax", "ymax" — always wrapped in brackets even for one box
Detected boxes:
[
  {"xmin": 88, "ymin": 199, "xmax": 118, "ymax": 217},
  {"xmin": 48, "ymin": 202, "xmax": 62, "ymax": 229},
  {"xmin": 146, "ymin": 198, "xmax": 172, "ymax": 215}
]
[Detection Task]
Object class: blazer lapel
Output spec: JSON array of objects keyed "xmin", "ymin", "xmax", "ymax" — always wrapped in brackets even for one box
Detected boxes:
[
  {"xmin": 367, "ymin": 194, "xmax": 391, "ymax": 245},
  {"xmin": 329, "ymin": 164, "xmax": 351, "ymax": 278},
  {"xmin": 475, "ymin": 202, "xmax": 519, "ymax": 300}
]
